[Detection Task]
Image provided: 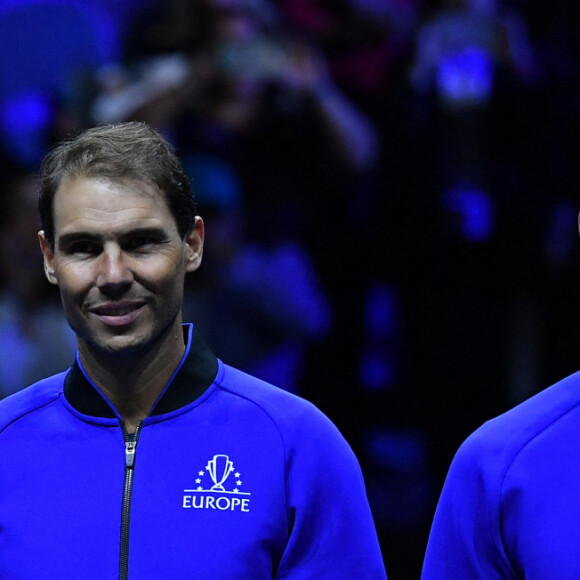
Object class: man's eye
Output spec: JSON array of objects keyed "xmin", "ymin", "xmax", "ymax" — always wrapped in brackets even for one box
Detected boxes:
[
  {"xmin": 67, "ymin": 241, "xmax": 100, "ymax": 255},
  {"xmin": 125, "ymin": 236, "xmax": 158, "ymax": 250}
]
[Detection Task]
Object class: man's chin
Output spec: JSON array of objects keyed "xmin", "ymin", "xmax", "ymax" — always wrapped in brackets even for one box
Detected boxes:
[
  {"xmin": 82, "ymin": 333, "xmax": 151, "ymax": 359},
  {"xmin": 75, "ymin": 316, "xmax": 183, "ymax": 362}
]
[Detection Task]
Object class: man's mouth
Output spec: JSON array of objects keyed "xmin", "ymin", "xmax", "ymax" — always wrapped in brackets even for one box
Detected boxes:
[
  {"xmin": 90, "ymin": 301, "xmax": 146, "ymax": 326},
  {"xmin": 94, "ymin": 305, "xmax": 140, "ymax": 316}
]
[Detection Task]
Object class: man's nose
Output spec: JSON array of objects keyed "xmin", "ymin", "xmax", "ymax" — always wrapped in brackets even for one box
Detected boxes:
[{"xmin": 96, "ymin": 244, "xmax": 133, "ymax": 289}]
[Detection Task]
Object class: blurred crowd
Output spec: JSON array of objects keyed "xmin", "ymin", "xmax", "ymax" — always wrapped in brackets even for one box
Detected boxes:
[{"xmin": 1, "ymin": 0, "xmax": 580, "ymax": 577}]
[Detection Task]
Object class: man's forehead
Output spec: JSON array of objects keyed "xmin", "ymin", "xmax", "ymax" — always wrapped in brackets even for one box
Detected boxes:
[
  {"xmin": 52, "ymin": 176, "xmax": 175, "ymax": 236},
  {"xmin": 56, "ymin": 174, "xmax": 163, "ymax": 200}
]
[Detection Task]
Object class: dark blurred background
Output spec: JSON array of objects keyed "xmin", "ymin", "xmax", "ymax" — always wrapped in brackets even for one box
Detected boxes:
[{"xmin": 1, "ymin": 0, "xmax": 579, "ymax": 577}]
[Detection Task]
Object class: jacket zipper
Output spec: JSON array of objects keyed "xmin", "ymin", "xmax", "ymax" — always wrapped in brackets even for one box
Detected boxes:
[{"xmin": 119, "ymin": 420, "xmax": 143, "ymax": 580}]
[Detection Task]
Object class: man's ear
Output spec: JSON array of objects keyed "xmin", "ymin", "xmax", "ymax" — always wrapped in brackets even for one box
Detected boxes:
[
  {"xmin": 184, "ymin": 216, "xmax": 205, "ymax": 273},
  {"xmin": 38, "ymin": 230, "xmax": 58, "ymax": 285}
]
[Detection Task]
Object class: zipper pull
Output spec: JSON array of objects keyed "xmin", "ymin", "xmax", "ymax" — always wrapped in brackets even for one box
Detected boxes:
[
  {"xmin": 121, "ymin": 420, "xmax": 143, "ymax": 469},
  {"xmin": 125, "ymin": 440, "xmax": 136, "ymax": 469}
]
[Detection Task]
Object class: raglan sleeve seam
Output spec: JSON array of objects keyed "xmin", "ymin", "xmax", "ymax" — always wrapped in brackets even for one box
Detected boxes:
[
  {"xmin": 0, "ymin": 393, "xmax": 62, "ymax": 436},
  {"xmin": 213, "ymin": 383, "xmax": 293, "ymax": 527},
  {"xmin": 497, "ymin": 399, "xmax": 580, "ymax": 572}
]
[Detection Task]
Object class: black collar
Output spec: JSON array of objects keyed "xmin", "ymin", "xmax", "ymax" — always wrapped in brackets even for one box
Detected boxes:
[{"xmin": 64, "ymin": 325, "xmax": 218, "ymax": 419}]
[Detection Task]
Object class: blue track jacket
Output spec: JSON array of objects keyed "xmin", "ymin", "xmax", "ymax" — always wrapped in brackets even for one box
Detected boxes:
[
  {"xmin": 0, "ymin": 324, "xmax": 387, "ymax": 579},
  {"xmin": 422, "ymin": 370, "xmax": 580, "ymax": 579}
]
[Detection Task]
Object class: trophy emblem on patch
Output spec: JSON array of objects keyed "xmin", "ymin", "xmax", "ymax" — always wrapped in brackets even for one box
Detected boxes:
[{"xmin": 207, "ymin": 454, "xmax": 235, "ymax": 492}]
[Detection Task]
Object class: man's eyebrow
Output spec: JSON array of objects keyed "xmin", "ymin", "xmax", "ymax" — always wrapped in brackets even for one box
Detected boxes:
[
  {"xmin": 57, "ymin": 227, "xmax": 168, "ymax": 249},
  {"xmin": 117, "ymin": 227, "xmax": 169, "ymax": 242},
  {"xmin": 57, "ymin": 232, "xmax": 100, "ymax": 250}
]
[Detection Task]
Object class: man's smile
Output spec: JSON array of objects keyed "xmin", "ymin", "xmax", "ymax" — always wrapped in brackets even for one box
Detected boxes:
[{"xmin": 89, "ymin": 301, "xmax": 146, "ymax": 326}]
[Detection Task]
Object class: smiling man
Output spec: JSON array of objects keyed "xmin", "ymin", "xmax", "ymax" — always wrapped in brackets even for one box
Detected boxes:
[
  {"xmin": 39, "ymin": 174, "xmax": 203, "ymax": 431},
  {"xmin": 0, "ymin": 122, "xmax": 387, "ymax": 579}
]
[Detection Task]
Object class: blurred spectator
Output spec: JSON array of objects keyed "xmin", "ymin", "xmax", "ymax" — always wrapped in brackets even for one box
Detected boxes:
[
  {"xmin": 183, "ymin": 206, "xmax": 332, "ymax": 394},
  {"xmin": 409, "ymin": 0, "xmax": 534, "ymax": 205},
  {"xmin": 410, "ymin": 0, "xmax": 534, "ymax": 104},
  {"xmin": 0, "ymin": 173, "xmax": 76, "ymax": 398},
  {"xmin": 0, "ymin": 0, "xmax": 119, "ymax": 168},
  {"xmin": 91, "ymin": 0, "xmax": 379, "ymax": 170},
  {"xmin": 279, "ymin": 0, "xmax": 421, "ymax": 113}
]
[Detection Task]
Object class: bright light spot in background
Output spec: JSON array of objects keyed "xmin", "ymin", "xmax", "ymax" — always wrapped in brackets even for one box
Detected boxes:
[{"xmin": 442, "ymin": 186, "xmax": 494, "ymax": 243}]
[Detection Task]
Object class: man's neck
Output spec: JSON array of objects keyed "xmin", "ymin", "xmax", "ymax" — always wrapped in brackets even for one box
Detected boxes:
[{"xmin": 77, "ymin": 329, "xmax": 187, "ymax": 431}]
